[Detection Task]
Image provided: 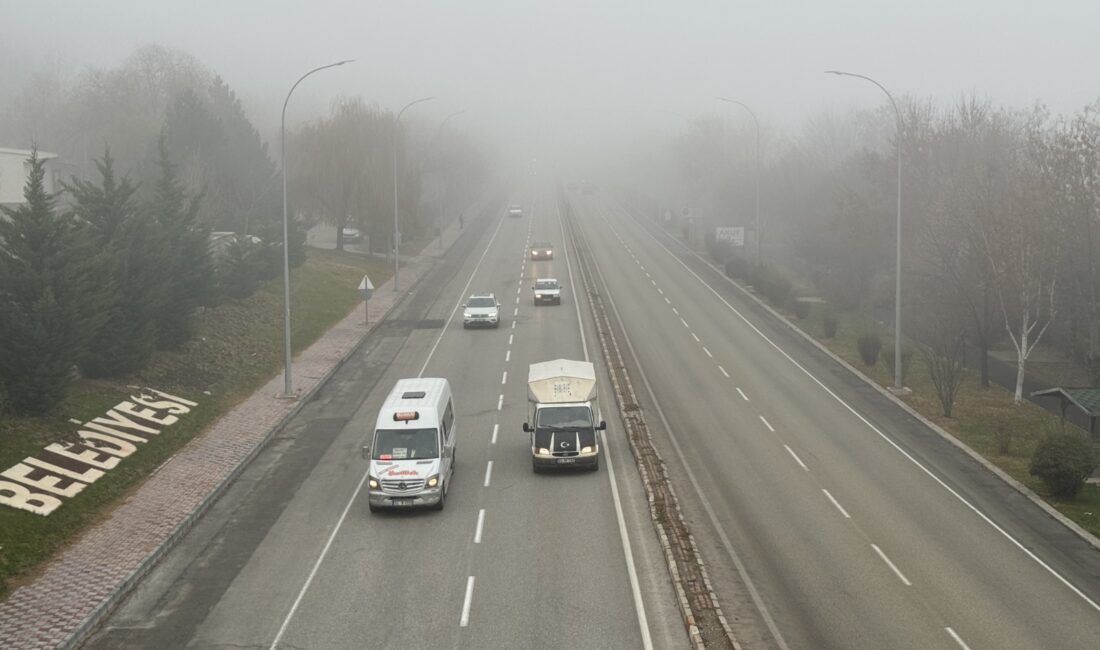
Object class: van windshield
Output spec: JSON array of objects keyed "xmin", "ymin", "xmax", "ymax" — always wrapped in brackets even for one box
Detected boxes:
[
  {"xmin": 536, "ymin": 406, "xmax": 592, "ymax": 430},
  {"xmin": 373, "ymin": 428, "xmax": 439, "ymax": 460},
  {"xmin": 536, "ymin": 280, "xmax": 558, "ymax": 290}
]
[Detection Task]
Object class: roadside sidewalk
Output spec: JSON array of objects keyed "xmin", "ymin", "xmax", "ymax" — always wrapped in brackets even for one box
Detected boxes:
[{"xmin": 0, "ymin": 216, "xmax": 470, "ymax": 649}]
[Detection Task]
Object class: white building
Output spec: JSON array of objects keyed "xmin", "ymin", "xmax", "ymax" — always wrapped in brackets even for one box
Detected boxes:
[{"xmin": 0, "ymin": 148, "xmax": 59, "ymax": 209}]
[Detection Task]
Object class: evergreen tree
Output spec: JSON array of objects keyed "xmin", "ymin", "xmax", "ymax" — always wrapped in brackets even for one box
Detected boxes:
[
  {"xmin": 0, "ymin": 149, "xmax": 110, "ymax": 414},
  {"xmin": 147, "ymin": 137, "xmax": 212, "ymax": 349},
  {"xmin": 63, "ymin": 148, "xmax": 159, "ymax": 377}
]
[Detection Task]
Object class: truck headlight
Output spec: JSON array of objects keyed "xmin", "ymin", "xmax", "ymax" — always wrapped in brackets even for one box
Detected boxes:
[
  {"xmin": 426, "ymin": 474, "xmax": 440, "ymax": 488},
  {"xmin": 368, "ymin": 477, "xmax": 379, "ymax": 489},
  {"xmin": 537, "ymin": 448, "xmax": 550, "ymax": 455}
]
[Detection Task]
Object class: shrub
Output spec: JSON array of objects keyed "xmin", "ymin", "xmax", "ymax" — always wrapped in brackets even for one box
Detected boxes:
[
  {"xmin": 788, "ymin": 297, "xmax": 810, "ymax": 320},
  {"xmin": 857, "ymin": 333, "xmax": 882, "ymax": 366},
  {"xmin": 754, "ymin": 264, "xmax": 792, "ymax": 306},
  {"xmin": 883, "ymin": 345, "xmax": 915, "ymax": 382},
  {"xmin": 725, "ymin": 256, "xmax": 750, "ymax": 280},
  {"xmin": 1029, "ymin": 428, "xmax": 1097, "ymax": 499},
  {"xmin": 823, "ymin": 314, "xmax": 838, "ymax": 338}
]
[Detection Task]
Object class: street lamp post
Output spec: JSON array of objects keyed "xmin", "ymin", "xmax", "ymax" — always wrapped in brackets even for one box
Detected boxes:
[
  {"xmin": 393, "ymin": 96, "xmax": 435, "ymax": 291},
  {"xmin": 717, "ymin": 97, "xmax": 761, "ymax": 266},
  {"xmin": 280, "ymin": 59, "xmax": 353, "ymax": 396},
  {"xmin": 826, "ymin": 70, "xmax": 905, "ymax": 391}
]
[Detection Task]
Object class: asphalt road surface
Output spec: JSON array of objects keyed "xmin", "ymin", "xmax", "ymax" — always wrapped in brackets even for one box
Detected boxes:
[
  {"xmin": 564, "ymin": 188, "xmax": 1100, "ymax": 649},
  {"xmin": 84, "ymin": 183, "xmax": 685, "ymax": 650}
]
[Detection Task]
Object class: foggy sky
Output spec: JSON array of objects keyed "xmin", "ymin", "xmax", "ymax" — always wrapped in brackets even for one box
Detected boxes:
[{"xmin": 4, "ymin": 0, "xmax": 1100, "ymax": 167}]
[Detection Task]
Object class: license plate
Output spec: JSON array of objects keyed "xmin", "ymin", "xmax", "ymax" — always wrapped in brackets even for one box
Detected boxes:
[
  {"xmin": 556, "ymin": 458, "xmax": 576, "ymax": 464},
  {"xmin": 391, "ymin": 497, "xmax": 414, "ymax": 506}
]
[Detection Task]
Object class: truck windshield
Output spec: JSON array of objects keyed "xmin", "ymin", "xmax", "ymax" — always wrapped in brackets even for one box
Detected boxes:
[
  {"xmin": 373, "ymin": 428, "xmax": 439, "ymax": 460},
  {"xmin": 537, "ymin": 406, "xmax": 592, "ymax": 429}
]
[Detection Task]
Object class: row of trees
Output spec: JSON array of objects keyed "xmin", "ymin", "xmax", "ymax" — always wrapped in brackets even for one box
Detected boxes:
[{"xmin": 646, "ymin": 97, "xmax": 1100, "ymax": 411}]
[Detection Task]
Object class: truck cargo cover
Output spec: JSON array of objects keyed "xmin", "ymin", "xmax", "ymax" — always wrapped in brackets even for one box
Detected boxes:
[{"xmin": 528, "ymin": 359, "xmax": 597, "ymax": 403}]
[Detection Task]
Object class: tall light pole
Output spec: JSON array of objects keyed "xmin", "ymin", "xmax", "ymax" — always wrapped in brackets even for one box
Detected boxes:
[
  {"xmin": 826, "ymin": 70, "xmax": 905, "ymax": 391},
  {"xmin": 280, "ymin": 59, "xmax": 353, "ymax": 396},
  {"xmin": 717, "ymin": 97, "xmax": 761, "ymax": 266},
  {"xmin": 392, "ymin": 96, "xmax": 435, "ymax": 291}
]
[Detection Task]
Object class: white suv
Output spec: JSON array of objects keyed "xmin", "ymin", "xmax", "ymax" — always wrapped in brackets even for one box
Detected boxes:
[{"xmin": 463, "ymin": 293, "xmax": 501, "ymax": 328}]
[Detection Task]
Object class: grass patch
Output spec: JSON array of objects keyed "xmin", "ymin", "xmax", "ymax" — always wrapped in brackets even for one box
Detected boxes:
[
  {"xmin": 0, "ymin": 248, "xmax": 390, "ymax": 598},
  {"xmin": 789, "ymin": 301, "xmax": 1100, "ymax": 538}
]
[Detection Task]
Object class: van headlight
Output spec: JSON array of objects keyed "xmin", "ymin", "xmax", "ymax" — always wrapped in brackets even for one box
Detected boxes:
[
  {"xmin": 426, "ymin": 474, "xmax": 440, "ymax": 488},
  {"xmin": 537, "ymin": 448, "xmax": 550, "ymax": 455},
  {"xmin": 581, "ymin": 446, "xmax": 594, "ymax": 453},
  {"xmin": 368, "ymin": 477, "xmax": 379, "ymax": 489}
]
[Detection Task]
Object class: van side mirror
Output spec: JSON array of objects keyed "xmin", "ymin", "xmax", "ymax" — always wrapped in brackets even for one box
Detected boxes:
[
  {"xmin": 361, "ymin": 446, "xmax": 370, "ymax": 459},
  {"xmin": 522, "ymin": 422, "xmax": 532, "ymax": 433},
  {"xmin": 597, "ymin": 420, "xmax": 607, "ymax": 431}
]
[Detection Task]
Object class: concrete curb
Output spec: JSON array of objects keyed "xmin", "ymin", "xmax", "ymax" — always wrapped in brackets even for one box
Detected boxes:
[{"xmin": 649, "ymin": 219, "xmax": 1100, "ymax": 555}]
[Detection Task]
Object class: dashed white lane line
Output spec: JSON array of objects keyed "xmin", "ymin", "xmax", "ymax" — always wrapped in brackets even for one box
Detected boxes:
[
  {"xmin": 459, "ymin": 576, "xmax": 475, "ymax": 626},
  {"xmin": 650, "ymin": 279, "xmax": 657, "ymax": 286},
  {"xmin": 784, "ymin": 444, "xmax": 808, "ymax": 471},
  {"xmin": 511, "ymin": 320, "xmax": 516, "ymax": 329},
  {"xmin": 703, "ymin": 347, "xmax": 713, "ymax": 358},
  {"xmin": 645, "ymin": 271, "xmax": 651, "ymax": 278},
  {"xmin": 664, "ymin": 297, "xmax": 671, "ymax": 305},
  {"xmin": 501, "ymin": 371, "xmax": 508, "ymax": 385},
  {"xmin": 822, "ymin": 489, "xmax": 851, "ymax": 519},
  {"xmin": 474, "ymin": 509, "xmax": 486, "ymax": 544},
  {"xmin": 760, "ymin": 416, "xmax": 775, "ymax": 432},
  {"xmin": 483, "ymin": 461, "xmax": 494, "ymax": 487},
  {"xmin": 871, "ymin": 543, "xmax": 912, "ymax": 586},
  {"xmin": 657, "ymin": 287, "xmax": 664, "ymax": 295},
  {"xmin": 505, "ymin": 350, "xmax": 511, "ymax": 363},
  {"xmin": 497, "ymin": 394, "xmax": 503, "ymax": 410},
  {"xmin": 491, "ymin": 423, "xmax": 499, "ymax": 445},
  {"xmin": 673, "ymin": 307, "xmax": 680, "ymax": 316},
  {"xmin": 691, "ymin": 332, "xmax": 700, "ymax": 343},
  {"xmin": 737, "ymin": 387, "xmax": 749, "ymax": 401},
  {"xmin": 517, "ymin": 286, "xmax": 521, "ymax": 295},
  {"xmin": 679, "ymin": 317, "xmax": 689, "ymax": 328},
  {"xmin": 719, "ymin": 366, "xmax": 730, "ymax": 378},
  {"xmin": 945, "ymin": 627, "xmax": 971, "ymax": 650},
  {"xmin": 515, "ymin": 296, "xmax": 520, "ymax": 305},
  {"xmin": 513, "ymin": 307, "xmax": 518, "ymax": 317},
  {"xmin": 509, "ymin": 333, "xmax": 514, "ymax": 345}
]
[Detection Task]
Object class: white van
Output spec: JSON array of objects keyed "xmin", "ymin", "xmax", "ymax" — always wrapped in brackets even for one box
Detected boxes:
[{"xmin": 363, "ymin": 378, "xmax": 456, "ymax": 512}]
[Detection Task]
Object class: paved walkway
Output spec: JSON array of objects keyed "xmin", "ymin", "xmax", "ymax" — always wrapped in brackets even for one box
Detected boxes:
[{"xmin": 0, "ymin": 216, "xmax": 470, "ymax": 649}]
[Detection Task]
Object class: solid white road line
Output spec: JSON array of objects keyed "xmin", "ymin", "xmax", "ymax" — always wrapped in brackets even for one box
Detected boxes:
[
  {"xmin": 501, "ymin": 371, "xmax": 508, "ymax": 385},
  {"xmin": 483, "ymin": 460, "xmax": 493, "ymax": 487},
  {"xmin": 703, "ymin": 347, "xmax": 713, "ymax": 358},
  {"xmin": 784, "ymin": 445, "xmax": 809, "ymax": 471},
  {"xmin": 945, "ymin": 627, "xmax": 972, "ymax": 650},
  {"xmin": 637, "ymin": 215, "xmax": 1100, "ymax": 612},
  {"xmin": 459, "ymin": 576, "xmax": 475, "ymax": 627},
  {"xmin": 822, "ymin": 489, "xmax": 852, "ymax": 519},
  {"xmin": 737, "ymin": 387, "xmax": 749, "ymax": 401},
  {"xmin": 871, "ymin": 543, "xmax": 912, "ymax": 586},
  {"xmin": 474, "ymin": 509, "xmax": 486, "ymax": 544},
  {"xmin": 760, "ymin": 415, "xmax": 774, "ymax": 432},
  {"xmin": 497, "ymin": 394, "xmax": 503, "ymax": 411},
  {"xmin": 719, "ymin": 366, "xmax": 730, "ymax": 378},
  {"xmin": 491, "ymin": 423, "xmax": 499, "ymax": 445},
  {"xmin": 558, "ymin": 200, "xmax": 652, "ymax": 650}
]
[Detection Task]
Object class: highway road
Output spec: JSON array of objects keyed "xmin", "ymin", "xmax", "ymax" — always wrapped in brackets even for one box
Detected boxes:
[
  {"xmin": 84, "ymin": 183, "xmax": 685, "ymax": 649},
  {"xmin": 564, "ymin": 188, "xmax": 1100, "ymax": 649}
]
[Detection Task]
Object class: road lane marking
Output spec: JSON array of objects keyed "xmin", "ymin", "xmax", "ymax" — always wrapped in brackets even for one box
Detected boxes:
[
  {"xmin": 474, "ymin": 509, "xmax": 486, "ymax": 544},
  {"xmin": 517, "ymin": 287, "xmax": 521, "ymax": 295},
  {"xmin": 945, "ymin": 627, "xmax": 971, "ymax": 650},
  {"xmin": 657, "ymin": 287, "xmax": 664, "ymax": 295},
  {"xmin": 515, "ymin": 296, "xmax": 520, "ymax": 305},
  {"xmin": 784, "ymin": 445, "xmax": 808, "ymax": 471},
  {"xmin": 483, "ymin": 461, "xmax": 493, "ymax": 487},
  {"xmin": 871, "ymin": 543, "xmax": 911, "ymax": 586},
  {"xmin": 509, "ymin": 333, "xmax": 514, "ymax": 346},
  {"xmin": 672, "ymin": 306, "xmax": 678, "ymax": 314},
  {"xmin": 502, "ymin": 371, "xmax": 508, "ymax": 385},
  {"xmin": 511, "ymin": 320, "xmax": 516, "ymax": 329},
  {"xmin": 760, "ymin": 415, "xmax": 774, "ymax": 432},
  {"xmin": 691, "ymin": 332, "xmax": 700, "ymax": 342},
  {"xmin": 679, "ymin": 317, "xmax": 689, "ymax": 328},
  {"xmin": 737, "ymin": 387, "xmax": 749, "ymax": 401},
  {"xmin": 491, "ymin": 423, "xmax": 498, "ymax": 444},
  {"xmin": 513, "ymin": 307, "xmax": 518, "ymax": 317},
  {"xmin": 664, "ymin": 297, "xmax": 671, "ymax": 305},
  {"xmin": 633, "ymin": 215, "xmax": 1100, "ymax": 612},
  {"xmin": 505, "ymin": 350, "xmax": 510, "ymax": 362},
  {"xmin": 459, "ymin": 576, "xmax": 475, "ymax": 626},
  {"xmin": 703, "ymin": 347, "xmax": 713, "ymax": 358},
  {"xmin": 497, "ymin": 394, "xmax": 503, "ymax": 411},
  {"xmin": 650, "ymin": 279, "xmax": 657, "ymax": 286},
  {"xmin": 719, "ymin": 366, "xmax": 729, "ymax": 378},
  {"xmin": 822, "ymin": 489, "xmax": 851, "ymax": 518},
  {"xmin": 558, "ymin": 200, "xmax": 652, "ymax": 650}
]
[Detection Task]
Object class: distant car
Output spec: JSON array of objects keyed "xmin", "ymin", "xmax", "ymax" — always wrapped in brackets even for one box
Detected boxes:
[
  {"xmin": 530, "ymin": 241, "xmax": 554, "ymax": 260},
  {"xmin": 508, "ymin": 205, "xmax": 524, "ymax": 218},
  {"xmin": 463, "ymin": 293, "xmax": 501, "ymax": 328},
  {"xmin": 533, "ymin": 278, "xmax": 561, "ymax": 306},
  {"xmin": 342, "ymin": 226, "xmax": 362, "ymax": 243}
]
